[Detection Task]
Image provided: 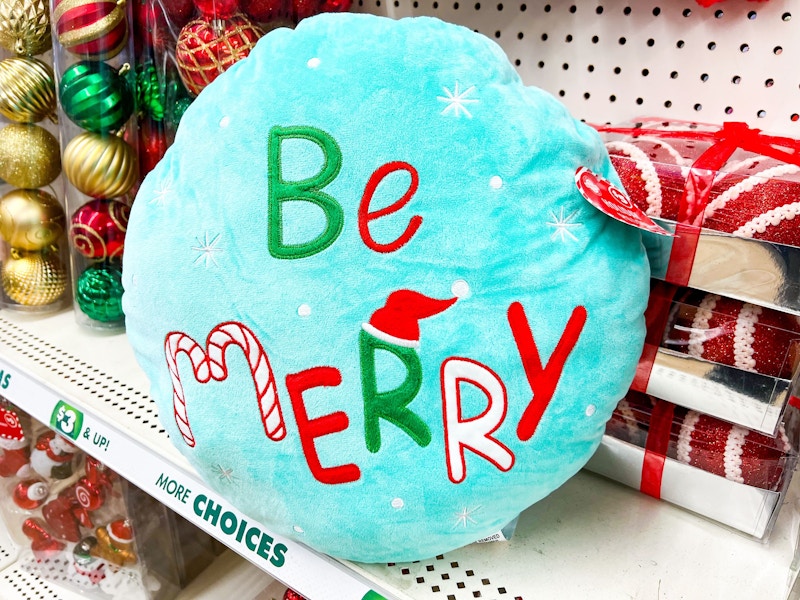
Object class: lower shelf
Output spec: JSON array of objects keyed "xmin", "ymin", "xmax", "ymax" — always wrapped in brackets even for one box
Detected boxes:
[{"xmin": 0, "ymin": 308, "xmax": 799, "ymax": 599}]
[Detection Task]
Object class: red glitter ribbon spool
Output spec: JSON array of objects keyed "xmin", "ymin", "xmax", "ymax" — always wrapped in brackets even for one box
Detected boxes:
[{"xmin": 595, "ymin": 121, "xmax": 800, "ymax": 286}]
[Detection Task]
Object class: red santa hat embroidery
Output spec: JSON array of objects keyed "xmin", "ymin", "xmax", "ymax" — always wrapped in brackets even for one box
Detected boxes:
[{"xmin": 362, "ymin": 289, "xmax": 458, "ymax": 348}]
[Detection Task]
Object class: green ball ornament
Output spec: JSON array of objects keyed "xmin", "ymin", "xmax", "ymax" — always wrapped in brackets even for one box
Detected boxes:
[
  {"xmin": 136, "ymin": 61, "xmax": 164, "ymax": 121},
  {"xmin": 59, "ymin": 61, "xmax": 134, "ymax": 134},
  {"xmin": 75, "ymin": 262, "xmax": 124, "ymax": 323}
]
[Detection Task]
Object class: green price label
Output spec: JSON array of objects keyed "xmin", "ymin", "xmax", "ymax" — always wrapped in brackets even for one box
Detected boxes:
[{"xmin": 50, "ymin": 401, "xmax": 84, "ymax": 440}]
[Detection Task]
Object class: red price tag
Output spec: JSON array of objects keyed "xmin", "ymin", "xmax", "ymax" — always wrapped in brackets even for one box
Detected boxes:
[{"xmin": 575, "ymin": 167, "xmax": 671, "ymax": 236}]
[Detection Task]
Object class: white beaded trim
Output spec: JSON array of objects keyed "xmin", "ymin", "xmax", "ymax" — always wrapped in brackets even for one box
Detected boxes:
[
  {"xmin": 734, "ymin": 201, "xmax": 800, "ymax": 238},
  {"xmin": 703, "ymin": 163, "xmax": 800, "ymax": 221},
  {"xmin": 605, "ymin": 141, "xmax": 663, "ymax": 217},
  {"xmin": 777, "ymin": 424, "xmax": 792, "ymax": 453},
  {"xmin": 732, "ymin": 303, "xmax": 762, "ymax": 372},
  {"xmin": 723, "ymin": 425, "xmax": 747, "ymax": 484},
  {"xmin": 688, "ymin": 294, "xmax": 720, "ymax": 359},
  {"xmin": 676, "ymin": 410, "xmax": 700, "ymax": 464}
]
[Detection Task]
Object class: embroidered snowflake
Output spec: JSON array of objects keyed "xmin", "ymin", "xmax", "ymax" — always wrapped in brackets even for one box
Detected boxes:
[
  {"xmin": 452, "ymin": 505, "xmax": 481, "ymax": 529},
  {"xmin": 213, "ymin": 464, "xmax": 237, "ymax": 483},
  {"xmin": 150, "ymin": 178, "xmax": 174, "ymax": 206},
  {"xmin": 547, "ymin": 208, "xmax": 582, "ymax": 243},
  {"xmin": 438, "ymin": 81, "xmax": 478, "ymax": 118},
  {"xmin": 192, "ymin": 232, "xmax": 223, "ymax": 267}
]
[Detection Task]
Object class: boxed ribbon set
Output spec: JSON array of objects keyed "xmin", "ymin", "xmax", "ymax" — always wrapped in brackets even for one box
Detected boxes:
[
  {"xmin": 0, "ymin": 399, "xmax": 218, "ymax": 599},
  {"xmin": 585, "ymin": 116, "xmax": 800, "ymax": 541},
  {"xmin": 598, "ymin": 118, "xmax": 800, "ymax": 317},
  {"xmin": 586, "ymin": 390, "xmax": 798, "ymax": 540}
]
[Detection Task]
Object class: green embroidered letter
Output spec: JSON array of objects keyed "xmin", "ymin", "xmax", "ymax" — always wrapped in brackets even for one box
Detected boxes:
[
  {"xmin": 268, "ymin": 126, "xmax": 344, "ymax": 259},
  {"xmin": 360, "ymin": 330, "xmax": 431, "ymax": 453}
]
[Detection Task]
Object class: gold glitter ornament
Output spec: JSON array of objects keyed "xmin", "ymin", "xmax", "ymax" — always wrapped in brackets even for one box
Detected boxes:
[
  {"xmin": 0, "ymin": 0, "xmax": 52, "ymax": 56},
  {"xmin": 0, "ymin": 56, "xmax": 56, "ymax": 123},
  {"xmin": 63, "ymin": 131, "xmax": 137, "ymax": 198},
  {"xmin": 0, "ymin": 124, "xmax": 61, "ymax": 189},
  {"xmin": 0, "ymin": 188, "xmax": 65, "ymax": 250},
  {"xmin": 2, "ymin": 248, "xmax": 67, "ymax": 306}
]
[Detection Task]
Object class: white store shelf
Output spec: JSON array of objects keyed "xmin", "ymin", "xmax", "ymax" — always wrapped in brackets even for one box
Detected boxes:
[{"xmin": 0, "ymin": 308, "xmax": 798, "ymax": 600}]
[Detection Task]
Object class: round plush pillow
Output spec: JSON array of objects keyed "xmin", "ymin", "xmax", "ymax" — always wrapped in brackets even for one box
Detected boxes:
[{"xmin": 122, "ymin": 13, "xmax": 650, "ymax": 563}]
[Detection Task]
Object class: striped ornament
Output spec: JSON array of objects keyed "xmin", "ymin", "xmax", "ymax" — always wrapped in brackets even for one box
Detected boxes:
[
  {"xmin": 59, "ymin": 60, "xmax": 133, "ymax": 134},
  {"xmin": 53, "ymin": 0, "xmax": 129, "ymax": 61},
  {"xmin": 0, "ymin": 56, "xmax": 56, "ymax": 123},
  {"xmin": 63, "ymin": 131, "xmax": 138, "ymax": 199}
]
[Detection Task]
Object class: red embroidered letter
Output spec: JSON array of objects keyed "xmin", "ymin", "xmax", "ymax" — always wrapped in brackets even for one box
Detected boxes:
[
  {"xmin": 286, "ymin": 367, "xmax": 361, "ymax": 485},
  {"xmin": 441, "ymin": 357, "xmax": 515, "ymax": 484},
  {"xmin": 508, "ymin": 302, "xmax": 587, "ymax": 442},
  {"xmin": 358, "ymin": 161, "xmax": 422, "ymax": 253}
]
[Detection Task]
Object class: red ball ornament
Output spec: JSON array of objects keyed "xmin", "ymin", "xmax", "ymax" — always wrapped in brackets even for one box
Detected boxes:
[
  {"xmin": 318, "ymin": 0, "xmax": 351, "ymax": 13},
  {"xmin": 291, "ymin": 0, "xmax": 321, "ymax": 21},
  {"xmin": 165, "ymin": 0, "xmax": 196, "ymax": 25},
  {"xmin": 138, "ymin": 117, "xmax": 169, "ymax": 177},
  {"xmin": 13, "ymin": 479, "xmax": 50, "ymax": 510},
  {"xmin": 133, "ymin": 1, "xmax": 173, "ymax": 52},
  {"xmin": 175, "ymin": 14, "xmax": 263, "ymax": 96},
  {"xmin": 241, "ymin": 0, "xmax": 286, "ymax": 22},
  {"xmin": 665, "ymin": 289, "xmax": 800, "ymax": 379},
  {"xmin": 70, "ymin": 199, "xmax": 130, "ymax": 261},
  {"xmin": 53, "ymin": 0, "xmax": 130, "ymax": 61},
  {"xmin": 283, "ymin": 590, "xmax": 307, "ymax": 600},
  {"xmin": 193, "ymin": 0, "xmax": 241, "ymax": 18}
]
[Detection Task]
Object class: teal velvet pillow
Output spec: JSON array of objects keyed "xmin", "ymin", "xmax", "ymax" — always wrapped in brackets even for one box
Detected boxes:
[{"xmin": 122, "ymin": 13, "xmax": 650, "ymax": 563}]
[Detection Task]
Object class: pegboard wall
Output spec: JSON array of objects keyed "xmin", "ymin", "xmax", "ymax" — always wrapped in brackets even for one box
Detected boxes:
[{"xmin": 356, "ymin": 0, "xmax": 800, "ymax": 135}]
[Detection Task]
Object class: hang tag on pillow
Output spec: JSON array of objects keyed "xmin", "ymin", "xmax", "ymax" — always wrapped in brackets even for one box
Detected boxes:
[{"xmin": 576, "ymin": 167, "xmax": 671, "ymax": 236}]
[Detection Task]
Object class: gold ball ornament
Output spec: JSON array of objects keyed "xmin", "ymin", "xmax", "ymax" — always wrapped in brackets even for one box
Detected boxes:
[
  {"xmin": 63, "ymin": 131, "xmax": 138, "ymax": 198},
  {"xmin": 0, "ymin": 56, "xmax": 56, "ymax": 123},
  {"xmin": 0, "ymin": 189, "xmax": 65, "ymax": 250},
  {"xmin": 0, "ymin": 0, "xmax": 52, "ymax": 56},
  {"xmin": 2, "ymin": 249, "xmax": 67, "ymax": 306},
  {"xmin": 0, "ymin": 124, "xmax": 61, "ymax": 189}
]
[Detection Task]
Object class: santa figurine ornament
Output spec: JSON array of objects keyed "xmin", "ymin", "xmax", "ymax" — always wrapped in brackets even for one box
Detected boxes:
[
  {"xmin": 0, "ymin": 405, "xmax": 31, "ymax": 478},
  {"xmin": 30, "ymin": 431, "xmax": 79, "ymax": 480}
]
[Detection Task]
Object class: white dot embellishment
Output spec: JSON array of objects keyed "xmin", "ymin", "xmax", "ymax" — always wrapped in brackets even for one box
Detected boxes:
[
  {"xmin": 490, "ymin": 176, "xmax": 503, "ymax": 189},
  {"xmin": 298, "ymin": 304, "xmax": 312, "ymax": 317},
  {"xmin": 219, "ymin": 116, "xmax": 230, "ymax": 128},
  {"xmin": 307, "ymin": 57, "xmax": 321, "ymax": 68},
  {"xmin": 293, "ymin": 525, "xmax": 305, "ymax": 534},
  {"xmin": 585, "ymin": 404, "xmax": 597, "ymax": 417},
  {"xmin": 391, "ymin": 497, "xmax": 405, "ymax": 509},
  {"xmin": 451, "ymin": 279, "xmax": 470, "ymax": 299}
]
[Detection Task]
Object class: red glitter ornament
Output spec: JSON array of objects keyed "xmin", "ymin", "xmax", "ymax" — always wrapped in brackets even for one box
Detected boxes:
[
  {"xmin": 23, "ymin": 518, "xmax": 66, "ymax": 558},
  {"xmin": 241, "ymin": 0, "xmax": 286, "ymax": 22},
  {"xmin": 42, "ymin": 495, "xmax": 82, "ymax": 542},
  {"xmin": 283, "ymin": 589, "xmax": 307, "ymax": 600},
  {"xmin": 138, "ymin": 117, "xmax": 169, "ymax": 177},
  {"xmin": 53, "ymin": 0, "xmax": 130, "ymax": 60},
  {"xmin": 70, "ymin": 199, "xmax": 130, "ymax": 261},
  {"xmin": 194, "ymin": 0, "xmax": 241, "ymax": 18},
  {"xmin": 664, "ymin": 289, "xmax": 800, "ymax": 379},
  {"xmin": 175, "ymin": 14, "xmax": 263, "ymax": 96}
]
